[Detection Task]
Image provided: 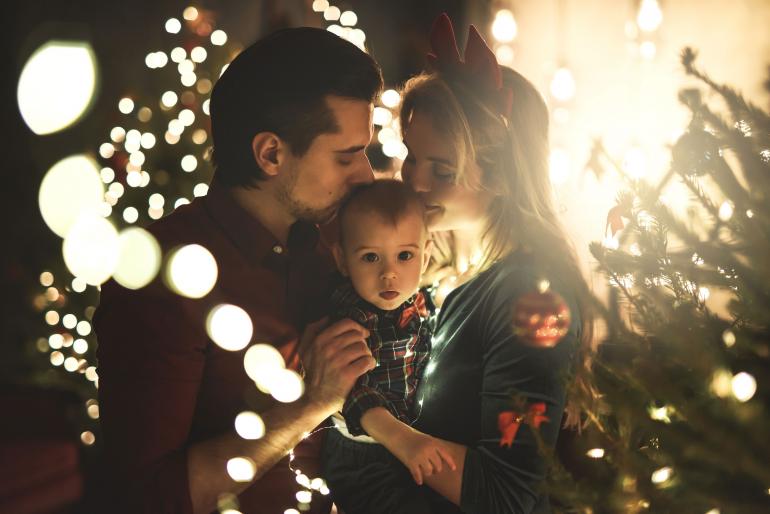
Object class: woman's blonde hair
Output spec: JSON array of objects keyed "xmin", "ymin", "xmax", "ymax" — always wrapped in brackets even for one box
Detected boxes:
[{"xmin": 400, "ymin": 69, "xmax": 597, "ymax": 426}]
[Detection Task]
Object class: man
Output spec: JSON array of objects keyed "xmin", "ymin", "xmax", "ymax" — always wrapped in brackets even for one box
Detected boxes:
[{"xmin": 94, "ymin": 27, "xmax": 383, "ymax": 514}]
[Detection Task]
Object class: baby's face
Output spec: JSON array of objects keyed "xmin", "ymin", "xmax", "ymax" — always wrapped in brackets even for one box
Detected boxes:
[{"xmin": 336, "ymin": 209, "xmax": 430, "ymax": 311}]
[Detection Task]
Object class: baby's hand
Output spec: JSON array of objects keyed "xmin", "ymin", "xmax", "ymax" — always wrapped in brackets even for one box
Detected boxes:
[{"xmin": 394, "ymin": 430, "xmax": 457, "ymax": 485}]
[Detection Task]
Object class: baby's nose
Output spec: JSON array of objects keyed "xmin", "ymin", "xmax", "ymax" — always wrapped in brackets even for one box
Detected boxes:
[{"xmin": 380, "ymin": 269, "xmax": 397, "ymax": 281}]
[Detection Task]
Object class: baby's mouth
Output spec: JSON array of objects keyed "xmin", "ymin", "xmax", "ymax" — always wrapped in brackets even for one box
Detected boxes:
[{"xmin": 379, "ymin": 290, "xmax": 399, "ymax": 300}]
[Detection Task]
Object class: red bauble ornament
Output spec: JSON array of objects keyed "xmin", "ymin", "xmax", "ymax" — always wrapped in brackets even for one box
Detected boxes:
[{"xmin": 511, "ymin": 289, "xmax": 571, "ymax": 347}]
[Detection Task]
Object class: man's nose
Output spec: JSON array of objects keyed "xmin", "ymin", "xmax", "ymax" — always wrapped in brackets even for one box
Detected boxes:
[{"xmin": 352, "ymin": 155, "xmax": 375, "ymax": 185}]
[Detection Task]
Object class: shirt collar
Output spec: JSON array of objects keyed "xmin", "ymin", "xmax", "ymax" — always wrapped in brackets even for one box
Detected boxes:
[{"xmin": 203, "ymin": 181, "xmax": 320, "ymax": 265}]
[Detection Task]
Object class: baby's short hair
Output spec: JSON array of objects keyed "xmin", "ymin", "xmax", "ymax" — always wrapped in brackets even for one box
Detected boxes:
[{"xmin": 337, "ymin": 179, "xmax": 426, "ymax": 245}]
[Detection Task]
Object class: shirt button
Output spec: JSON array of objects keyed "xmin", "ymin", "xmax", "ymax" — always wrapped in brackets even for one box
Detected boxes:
[{"xmin": 272, "ymin": 245, "xmax": 284, "ymax": 254}]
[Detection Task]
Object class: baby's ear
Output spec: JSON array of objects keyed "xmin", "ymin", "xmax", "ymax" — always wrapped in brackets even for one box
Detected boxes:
[
  {"xmin": 332, "ymin": 244, "xmax": 349, "ymax": 276},
  {"xmin": 421, "ymin": 238, "xmax": 434, "ymax": 273}
]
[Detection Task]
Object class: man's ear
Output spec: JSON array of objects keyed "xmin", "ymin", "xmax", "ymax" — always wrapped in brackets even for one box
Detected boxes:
[
  {"xmin": 332, "ymin": 244, "xmax": 349, "ymax": 277},
  {"xmin": 251, "ymin": 132, "xmax": 285, "ymax": 177},
  {"xmin": 421, "ymin": 237, "xmax": 434, "ymax": 274}
]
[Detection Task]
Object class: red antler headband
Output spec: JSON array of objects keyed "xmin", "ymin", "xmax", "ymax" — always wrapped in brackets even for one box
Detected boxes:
[{"xmin": 427, "ymin": 13, "xmax": 513, "ymax": 119}]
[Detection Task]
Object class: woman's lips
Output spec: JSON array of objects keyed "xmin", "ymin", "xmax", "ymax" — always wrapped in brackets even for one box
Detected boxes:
[{"xmin": 379, "ymin": 291, "xmax": 399, "ymax": 300}]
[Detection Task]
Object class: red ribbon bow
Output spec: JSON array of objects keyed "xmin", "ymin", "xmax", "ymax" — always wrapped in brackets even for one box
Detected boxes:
[
  {"xmin": 497, "ymin": 402, "xmax": 549, "ymax": 448},
  {"xmin": 428, "ymin": 13, "xmax": 514, "ymax": 119}
]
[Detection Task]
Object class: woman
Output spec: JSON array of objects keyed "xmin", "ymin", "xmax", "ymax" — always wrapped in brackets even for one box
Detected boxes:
[{"xmin": 396, "ymin": 14, "xmax": 594, "ymax": 513}]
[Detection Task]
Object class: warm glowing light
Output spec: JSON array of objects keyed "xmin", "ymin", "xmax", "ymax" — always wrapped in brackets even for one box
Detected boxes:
[
  {"xmin": 382, "ymin": 140, "xmax": 407, "ymax": 159},
  {"xmin": 732, "ymin": 372, "xmax": 757, "ymax": 402},
  {"xmin": 340, "ymin": 11, "xmax": 358, "ymax": 26},
  {"xmin": 312, "ymin": 0, "xmax": 329, "ymax": 12},
  {"xmin": 495, "ymin": 45, "xmax": 514, "ymax": 66},
  {"xmin": 183, "ymin": 7, "xmax": 199, "ymax": 21},
  {"xmin": 166, "ymin": 244, "xmax": 218, "ymax": 298},
  {"xmin": 227, "ymin": 457, "xmax": 256, "ymax": 482},
  {"xmin": 491, "ymin": 9, "xmax": 518, "ymax": 43},
  {"xmin": 270, "ymin": 369, "xmax": 305, "ymax": 403},
  {"xmin": 179, "ymin": 109, "xmax": 196, "ymax": 126},
  {"xmin": 296, "ymin": 490, "xmax": 312, "ymax": 503},
  {"xmin": 64, "ymin": 356, "xmax": 79, "ymax": 372},
  {"xmin": 549, "ymin": 148, "xmax": 571, "ymax": 185},
  {"xmin": 50, "ymin": 351, "xmax": 65, "ymax": 366},
  {"xmin": 648, "ymin": 405, "xmax": 672, "ymax": 423},
  {"xmin": 639, "ymin": 41, "xmax": 656, "ymax": 60},
  {"xmin": 17, "ymin": 41, "xmax": 97, "ymax": 135},
  {"xmin": 170, "ymin": 47, "xmax": 187, "ymax": 63},
  {"xmin": 118, "ymin": 97, "xmax": 134, "ymax": 114},
  {"xmin": 45, "ymin": 311, "xmax": 60, "ymax": 325},
  {"xmin": 181, "ymin": 155, "xmax": 198, "ymax": 172},
  {"xmin": 191, "ymin": 46, "xmax": 207, "ymax": 63},
  {"xmin": 77, "ymin": 320, "xmax": 91, "ymax": 336},
  {"xmin": 113, "ymin": 227, "xmax": 162, "ymax": 289},
  {"xmin": 651, "ymin": 466, "xmax": 673, "ymax": 485},
  {"xmin": 161, "ymin": 91, "xmax": 178, "ymax": 108},
  {"xmin": 62, "ymin": 314, "xmax": 77, "ymax": 329},
  {"xmin": 39, "ymin": 155, "xmax": 104, "ymax": 238},
  {"xmin": 697, "ymin": 287, "xmax": 710, "ymax": 302},
  {"xmin": 711, "ymin": 369, "xmax": 733, "ymax": 397},
  {"xmin": 373, "ymin": 107, "xmax": 392, "ymax": 126},
  {"xmin": 81, "ymin": 431, "xmax": 96, "ymax": 445},
  {"xmin": 244, "ymin": 344, "xmax": 286, "ymax": 392},
  {"xmin": 211, "ymin": 30, "xmax": 228, "ymax": 46},
  {"xmin": 324, "ymin": 6, "xmax": 341, "ymax": 21},
  {"xmin": 62, "ymin": 216, "xmax": 120, "ymax": 285},
  {"xmin": 718, "ymin": 201, "xmax": 734, "ymax": 221},
  {"xmin": 74, "ymin": 338, "xmax": 88, "ymax": 354},
  {"xmin": 141, "ymin": 132, "xmax": 157, "ymax": 149},
  {"xmin": 40, "ymin": 272, "xmax": 54, "ymax": 287},
  {"xmin": 550, "ymin": 67, "xmax": 576, "ymax": 102},
  {"xmin": 637, "ymin": 0, "xmax": 663, "ymax": 32},
  {"xmin": 586, "ymin": 448, "xmax": 605, "ymax": 458},
  {"xmin": 165, "ymin": 18, "xmax": 182, "ymax": 34},
  {"xmin": 623, "ymin": 146, "xmax": 647, "ymax": 179},
  {"xmin": 235, "ymin": 411, "xmax": 266, "ymax": 440},
  {"xmin": 207, "ymin": 304, "xmax": 253, "ymax": 351},
  {"xmin": 381, "ymin": 89, "xmax": 400, "ymax": 109},
  {"xmin": 722, "ymin": 329, "xmax": 736, "ymax": 348}
]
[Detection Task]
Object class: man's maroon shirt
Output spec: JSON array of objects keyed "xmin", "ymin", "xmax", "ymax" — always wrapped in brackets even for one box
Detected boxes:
[{"xmin": 94, "ymin": 183, "xmax": 335, "ymax": 513}]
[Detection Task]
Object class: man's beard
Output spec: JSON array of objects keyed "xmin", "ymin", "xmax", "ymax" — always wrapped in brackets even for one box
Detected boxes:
[{"xmin": 276, "ymin": 166, "xmax": 343, "ymax": 225}]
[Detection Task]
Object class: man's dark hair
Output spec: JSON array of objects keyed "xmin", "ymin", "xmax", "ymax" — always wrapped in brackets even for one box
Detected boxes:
[{"xmin": 210, "ymin": 27, "xmax": 383, "ymax": 188}]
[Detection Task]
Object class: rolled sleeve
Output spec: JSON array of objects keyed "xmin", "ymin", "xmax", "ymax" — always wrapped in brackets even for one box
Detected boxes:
[{"xmin": 94, "ymin": 280, "xmax": 207, "ymax": 514}]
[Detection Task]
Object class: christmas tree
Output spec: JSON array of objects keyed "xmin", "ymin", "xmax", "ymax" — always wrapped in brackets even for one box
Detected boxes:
[{"xmin": 554, "ymin": 48, "xmax": 770, "ymax": 513}]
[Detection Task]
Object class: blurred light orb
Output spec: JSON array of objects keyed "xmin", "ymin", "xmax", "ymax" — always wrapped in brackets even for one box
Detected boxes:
[
  {"xmin": 181, "ymin": 155, "xmax": 198, "ymax": 172},
  {"xmin": 206, "ymin": 304, "xmax": 253, "ymax": 351},
  {"xmin": 211, "ymin": 30, "xmax": 228, "ymax": 46},
  {"xmin": 166, "ymin": 244, "xmax": 218, "ymax": 298},
  {"xmin": 113, "ymin": 227, "xmax": 162, "ymax": 289},
  {"xmin": 550, "ymin": 67, "xmax": 576, "ymax": 102},
  {"xmin": 495, "ymin": 45, "xmax": 514, "ymax": 66},
  {"xmin": 64, "ymin": 356, "xmax": 79, "ymax": 372},
  {"xmin": 340, "ymin": 11, "xmax": 358, "ymax": 26},
  {"xmin": 165, "ymin": 18, "xmax": 182, "ymax": 34},
  {"xmin": 372, "ymin": 107, "xmax": 392, "ymax": 126},
  {"xmin": 324, "ymin": 6, "xmax": 341, "ymax": 21},
  {"xmin": 50, "ymin": 351, "xmax": 65, "ymax": 366},
  {"xmin": 149, "ymin": 193, "xmax": 165, "ymax": 209},
  {"xmin": 174, "ymin": 198, "xmax": 190, "ymax": 209},
  {"xmin": 243, "ymin": 343, "xmax": 286, "ymax": 390},
  {"xmin": 549, "ymin": 148, "xmax": 571, "ymax": 185},
  {"xmin": 722, "ymin": 329, "xmax": 736, "ymax": 348},
  {"xmin": 193, "ymin": 183, "xmax": 209, "ymax": 197},
  {"xmin": 623, "ymin": 146, "xmax": 647, "ymax": 179},
  {"xmin": 234, "ymin": 411, "xmax": 266, "ymax": 440},
  {"xmin": 99, "ymin": 142, "xmax": 115, "ymax": 159},
  {"xmin": 72, "ymin": 277, "xmax": 87, "ymax": 292},
  {"xmin": 586, "ymin": 448, "xmax": 605, "ymax": 459},
  {"xmin": 118, "ymin": 97, "xmax": 134, "ymax": 114},
  {"xmin": 76, "ymin": 320, "xmax": 92, "ymax": 336},
  {"xmin": 312, "ymin": 0, "xmax": 329, "ymax": 12},
  {"xmin": 491, "ymin": 9, "xmax": 517, "ymax": 43},
  {"xmin": 183, "ymin": 6, "xmax": 199, "ymax": 20},
  {"xmin": 62, "ymin": 212, "xmax": 120, "ymax": 286},
  {"xmin": 651, "ymin": 466, "xmax": 673, "ymax": 485},
  {"xmin": 270, "ymin": 369, "xmax": 305, "ymax": 403},
  {"xmin": 170, "ymin": 47, "xmax": 187, "ymax": 63},
  {"xmin": 161, "ymin": 91, "xmax": 178, "ymax": 108},
  {"xmin": 62, "ymin": 313, "xmax": 77, "ymax": 329},
  {"xmin": 731, "ymin": 372, "xmax": 756, "ymax": 402},
  {"xmin": 381, "ymin": 89, "xmax": 400, "ymax": 109},
  {"xmin": 40, "ymin": 271, "xmax": 54, "ymax": 287},
  {"xmin": 382, "ymin": 140, "xmax": 407, "ymax": 159},
  {"xmin": 74, "ymin": 338, "xmax": 88, "ymax": 354},
  {"xmin": 17, "ymin": 41, "xmax": 98, "ymax": 135},
  {"xmin": 141, "ymin": 132, "xmax": 157, "ymax": 149},
  {"xmin": 639, "ymin": 41, "xmax": 656, "ymax": 60},
  {"xmin": 296, "ymin": 491, "xmax": 312, "ymax": 503},
  {"xmin": 191, "ymin": 46, "xmax": 207, "ymax": 63},
  {"xmin": 110, "ymin": 127, "xmax": 126, "ymax": 142},
  {"xmin": 40, "ymin": 154, "xmax": 105, "ymax": 238},
  {"xmin": 179, "ymin": 109, "xmax": 196, "ymax": 126},
  {"xmin": 718, "ymin": 201, "xmax": 734, "ymax": 221},
  {"xmin": 226, "ymin": 457, "xmax": 256, "ymax": 482},
  {"xmin": 637, "ymin": 0, "xmax": 663, "ymax": 32},
  {"xmin": 711, "ymin": 369, "xmax": 732, "ymax": 397}
]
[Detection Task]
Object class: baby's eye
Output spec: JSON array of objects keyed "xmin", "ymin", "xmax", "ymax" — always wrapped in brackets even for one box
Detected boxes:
[
  {"xmin": 362, "ymin": 252, "xmax": 379, "ymax": 263},
  {"xmin": 398, "ymin": 251, "xmax": 414, "ymax": 261}
]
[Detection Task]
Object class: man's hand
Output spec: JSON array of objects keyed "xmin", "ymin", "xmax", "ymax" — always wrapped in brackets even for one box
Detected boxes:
[
  {"xmin": 391, "ymin": 430, "xmax": 458, "ymax": 485},
  {"xmin": 299, "ymin": 317, "xmax": 375, "ymax": 416}
]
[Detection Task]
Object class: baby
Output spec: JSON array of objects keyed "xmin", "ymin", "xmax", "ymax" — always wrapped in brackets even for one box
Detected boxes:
[{"xmin": 321, "ymin": 179, "xmax": 457, "ymax": 514}]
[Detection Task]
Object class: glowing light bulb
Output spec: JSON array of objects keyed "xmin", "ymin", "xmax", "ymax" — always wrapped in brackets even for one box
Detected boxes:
[
  {"xmin": 491, "ymin": 9, "xmax": 517, "ymax": 43},
  {"xmin": 550, "ymin": 67, "xmax": 576, "ymax": 102},
  {"xmin": 637, "ymin": 0, "xmax": 663, "ymax": 32},
  {"xmin": 165, "ymin": 244, "xmax": 218, "ymax": 298}
]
